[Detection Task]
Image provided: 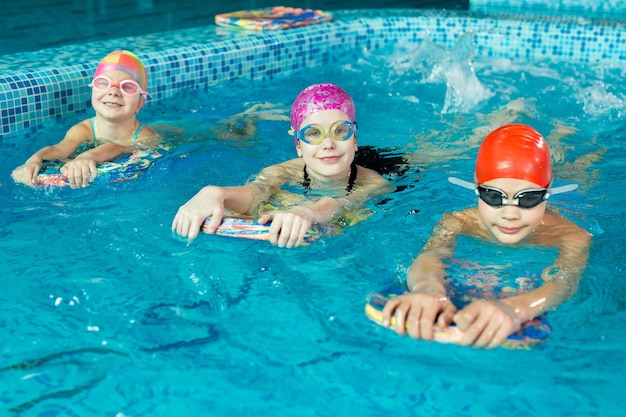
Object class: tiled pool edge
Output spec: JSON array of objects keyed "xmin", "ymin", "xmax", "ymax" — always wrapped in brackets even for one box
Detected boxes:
[
  {"xmin": 471, "ymin": 0, "xmax": 626, "ymax": 18},
  {"xmin": 1, "ymin": 10, "xmax": 625, "ymax": 141}
]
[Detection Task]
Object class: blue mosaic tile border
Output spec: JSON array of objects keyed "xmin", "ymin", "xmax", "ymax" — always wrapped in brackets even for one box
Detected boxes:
[
  {"xmin": 470, "ymin": 0, "xmax": 626, "ymax": 19},
  {"xmin": 1, "ymin": 9, "xmax": 625, "ymax": 141}
]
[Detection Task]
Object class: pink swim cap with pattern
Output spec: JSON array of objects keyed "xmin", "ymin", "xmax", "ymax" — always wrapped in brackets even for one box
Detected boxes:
[
  {"xmin": 94, "ymin": 50, "xmax": 148, "ymax": 91},
  {"xmin": 290, "ymin": 83, "xmax": 356, "ymax": 130},
  {"xmin": 476, "ymin": 124, "xmax": 552, "ymax": 188}
]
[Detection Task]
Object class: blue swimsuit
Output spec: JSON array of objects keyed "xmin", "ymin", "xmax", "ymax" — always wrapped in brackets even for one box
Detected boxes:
[{"xmin": 90, "ymin": 117, "xmax": 144, "ymax": 142}]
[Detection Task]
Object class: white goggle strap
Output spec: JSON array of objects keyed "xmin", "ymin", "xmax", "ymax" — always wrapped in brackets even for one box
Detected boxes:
[
  {"xmin": 449, "ymin": 176, "xmax": 579, "ymax": 200},
  {"xmin": 448, "ymin": 177, "xmax": 476, "ymax": 191},
  {"xmin": 546, "ymin": 183, "xmax": 578, "ymax": 199}
]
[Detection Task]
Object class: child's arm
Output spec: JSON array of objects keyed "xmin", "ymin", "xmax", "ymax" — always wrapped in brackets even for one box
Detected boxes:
[
  {"xmin": 172, "ymin": 184, "xmax": 259, "ymax": 242},
  {"xmin": 60, "ymin": 141, "xmax": 132, "ymax": 188},
  {"xmin": 11, "ymin": 121, "xmax": 92, "ymax": 187},
  {"xmin": 55, "ymin": 123, "xmax": 161, "ymax": 188},
  {"xmin": 381, "ymin": 211, "xmax": 468, "ymax": 339},
  {"xmin": 257, "ymin": 164, "xmax": 394, "ymax": 248},
  {"xmin": 172, "ymin": 161, "xmax": 294, "ymax": 242},
  {"xmin": 503, "ymin": 214, "xmax": 591, "ymax": 319},
  {"xmin": 454, "ymin": 213, "xmax": 592, "ymax": 349},
  {"xmin": 257, "ymin": 196, "xmax": 342, "ymax": 248}
]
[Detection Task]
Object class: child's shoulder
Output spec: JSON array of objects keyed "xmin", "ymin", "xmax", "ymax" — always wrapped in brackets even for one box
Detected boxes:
[
  {"xmin": 134, "ymin": 125, "xmax": 163, "ymax": 149},
  {"xmin": 255, "ymin": 158, "xmax": 303, "ymax": 182},
  {"xmin": 137, "ymin": 124, "xmax": 161, "ymax": 139},
  {"xmin": 541, "ymin": 211, "xmax": 591, "ymax": 236},
  {"xmin": 542, "ymin": 210, "xmax": 584, "ymax": 228},
  {"xmin": 445, "ymin": 207, "xmax": 479, "ymax": 221},
  {"xmin": 68, "ymin": 118, "xmax": 92, "ymax": 132},
  {"xmin": 63, "ymin": 118, "xmax": 94, "ymax": 142},
  {"xmin": 533, "ymin": 211, "xmax": 592, "ymax": 247},
  {"xmin": 273, "ymin": 158, "xmax": 305, "ymax": 172},
  {"xmin": 356, "ymin": 164, "xmax": 388, "ymax": 181},
  {"xmin": 438, "ymin": 208, "xmax": 483, "ymax": 235}
]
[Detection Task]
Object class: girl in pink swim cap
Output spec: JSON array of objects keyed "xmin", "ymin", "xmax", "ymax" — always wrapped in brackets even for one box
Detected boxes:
[
  {"xmin": 12, "ymin": 50, "xmax": 161, "ymax": 188},
  {"xmin": 289, "ymin": 83, "xmax": 356, "ymax": 136},
  {"xmin": 380, "ymin": 123, "xmax": 592, "ymax": 349},
  {"xmin": 172, "ymin": 83, "xmax": 394, "ymax": 248}
]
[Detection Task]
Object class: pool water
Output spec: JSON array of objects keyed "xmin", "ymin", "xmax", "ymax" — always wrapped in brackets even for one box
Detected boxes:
[
  {"xmin": 1, "ymin": 33, "xmax": 625, "ymax": 416},
  {"xmin": 0, "ymin": 0, "xmax": 469, "ymax": 55}
]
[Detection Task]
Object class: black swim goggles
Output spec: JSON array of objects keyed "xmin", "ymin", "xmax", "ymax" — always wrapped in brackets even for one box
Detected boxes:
[
  {"xmin": 477, "ymin": 185, "xmax": 547, "ymax": 208},
  {"xmin": 448, "ymin": 177, "xmax": 578, "ymax": 209}
]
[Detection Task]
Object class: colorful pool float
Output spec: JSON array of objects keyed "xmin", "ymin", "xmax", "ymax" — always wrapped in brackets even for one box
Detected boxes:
[
  {"xmin": 202, "ymin": 217, "xmax": 329, "ymax": 246},
  {"xmin": 215, "ymin": 7, "xmax": 333, "ymax": 31},
  {"xmin": 36, "ymin": 148, "xmax": 166, "ymax": 188},
  {"xmin": 365, "ymin": 287, "xmax": 552, "ymax": 350}
]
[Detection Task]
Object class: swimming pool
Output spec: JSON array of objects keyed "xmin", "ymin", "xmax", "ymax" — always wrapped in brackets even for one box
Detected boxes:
[{"xmin": 1, "ymin": 6, "xmax": 625, "ymax": 417}]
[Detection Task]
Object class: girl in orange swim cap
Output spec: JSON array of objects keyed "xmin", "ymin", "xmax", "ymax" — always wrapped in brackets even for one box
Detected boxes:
[
  {"xmin": 380, "ymin": 123, "xmax": 591, "ymax": 349},
  {"xmin": 11, "ymin": 50, "xmax": 160, "ymax": 188}
]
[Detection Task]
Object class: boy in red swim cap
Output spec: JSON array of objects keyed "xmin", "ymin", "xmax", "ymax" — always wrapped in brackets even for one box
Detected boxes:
[
  {"xmin": 172, "ymin": 83, "xmax": 393, "ymax": 247},
  {"xmin": 381, "ymin": 123, "xmax": 592, "ymax": 349},
  {"xmin": 12, "ymin": 50, "xmax": 161, "ymax": 188}
]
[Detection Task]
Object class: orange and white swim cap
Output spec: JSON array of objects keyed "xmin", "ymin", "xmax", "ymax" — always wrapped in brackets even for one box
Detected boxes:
[
  {"xmin": 94, "ymin": 50, "xmax": 148, "ymax": 91},
  {"xmin": 475, "ymin": 123, "xmax": 552, "ymax": 188}
]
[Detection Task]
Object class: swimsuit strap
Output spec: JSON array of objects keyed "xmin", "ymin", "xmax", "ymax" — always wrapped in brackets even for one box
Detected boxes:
[
  {"xmin": 302, "ymin": 160, "xmax": 358, "ymax": 194},
  {"xmin": 90, "ymin": 117, "xmax": 96, "ymax": 138},
  {"xmin": 131, "ymin": 122, "xmax": 144, "ymax": 142},
  {"xmin": 91, "ymin": 117, "xmax": 142, "ymax": 142}
]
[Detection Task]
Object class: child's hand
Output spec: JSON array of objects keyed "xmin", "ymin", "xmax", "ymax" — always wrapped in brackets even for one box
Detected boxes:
[
  {"xmin": 381, "ymin": 291, "xmax": 456, "ymax": 340},
  {"xmin": 11, "ymin": 163, "xmax": 42, "ymax": 187},
  {"xmin": 172, "ymin": 186, "xmax": 225, "ymax": 242},
  {"xmin": 60, "ymin": 158, "xmax": 97, "ymax": 188},
  {"xmin": 258, "ymin": 208, "xmax": 313, "ymax": 248},
  {"xmin": 453, "ymin": 300, "xmax": 522, "ymax": 349}
]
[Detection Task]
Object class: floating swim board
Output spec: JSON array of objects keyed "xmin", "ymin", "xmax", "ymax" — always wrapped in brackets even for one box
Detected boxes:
[
  {"xmin": 36, "ymin": 148, "xmax": 165, "ymax": 188},
  {"xmin": 215, "ymin": 7, "xmax": 333, "ymax": 31},
  {"xmin": 202, "ymin": 217, "xmax": 328, "ymax": 246},
  {"xmin": 365, "ymin": 288, "xmax": 551, "ymax": 349}
]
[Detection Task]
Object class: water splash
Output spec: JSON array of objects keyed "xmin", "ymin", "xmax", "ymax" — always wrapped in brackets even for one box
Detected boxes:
[
  {"xmin": 576, "ymin": 80, "xmax": 625, "ymax": 118},
  {"xmin": 371, "ymin": 31, "xmax": 494, "ymax": 114},
  {"xmin": 413, "ymin": 32, "xmax": 494, "ymax": 114}
]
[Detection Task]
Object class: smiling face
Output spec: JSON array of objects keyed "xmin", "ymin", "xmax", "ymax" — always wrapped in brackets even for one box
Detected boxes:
[
  {"xmin": 90, "ymin": 70, "xmax": 144, "ymax": 119},
  {"xmin": 477, "ymin": 177, "xmax": 547, "ymax": 244},
  {"xmin": 295, "ymin": 109, "xmax": 357, "ymax": 181}
]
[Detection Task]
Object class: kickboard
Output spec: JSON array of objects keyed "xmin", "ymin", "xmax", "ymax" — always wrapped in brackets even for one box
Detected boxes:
[
  {"xmin": 365, "ymin": 289, "xmax": 552, "ymax": 349},
  {"xmin": 36, "ymin": 148, "xmax": 165, "ymax": 188},
  {"xmin": 202, "ymin": 217, "xmax": 327, "ymax": 246},
  {"xmin": 215, "ymin": 7, "xmax": 332, "ymax": 31}
]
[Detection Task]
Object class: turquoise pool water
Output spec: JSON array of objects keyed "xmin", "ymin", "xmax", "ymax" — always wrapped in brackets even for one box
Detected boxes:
[{"xmin": 1, "ymin": 9, "xmax": 625, "ymax": 417}]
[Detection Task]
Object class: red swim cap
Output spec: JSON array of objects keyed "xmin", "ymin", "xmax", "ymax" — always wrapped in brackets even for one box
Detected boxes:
[{"xmin": 475, "ymin": 124, "xmax": 552, "ymax": 188}]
